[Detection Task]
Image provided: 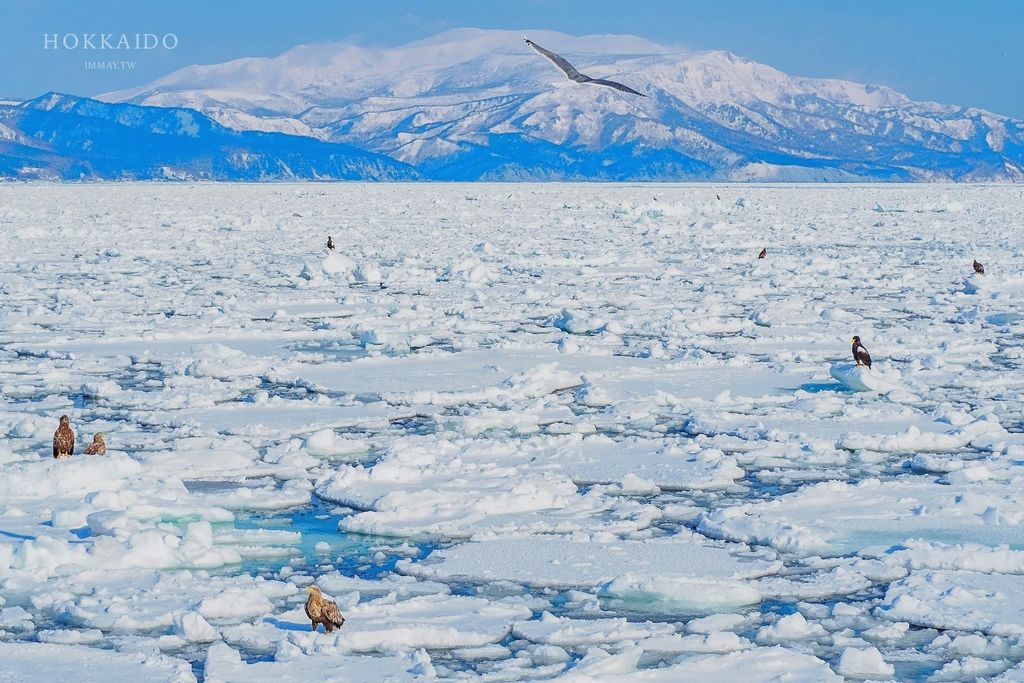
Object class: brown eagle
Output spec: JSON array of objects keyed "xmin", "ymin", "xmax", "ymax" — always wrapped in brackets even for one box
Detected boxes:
[
  {"xmin": 305, "ymin": 586, "xmax": 345, "ymax": 633},
  {"xmin": 85, "ymin": 432, "xmax": 106, "ymax": 456},
  {"xmin": 852, "ymin": 336, "xmax": 872, "ymax": 369},
  {"xmin": 53, "ymin": 415, "xmax": 74, "ymax": 459},
  {"xmin": 757, "ymin": 247, "xmax": 767, "ymax": 260},
  {"xmin": 973, "ymin": 259, "xmax": 985, "ymax": 275}
]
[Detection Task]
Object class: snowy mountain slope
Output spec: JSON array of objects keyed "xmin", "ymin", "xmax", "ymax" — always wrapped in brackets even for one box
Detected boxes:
[
  {"xmin": 0, "ymin": 93, "xmax": 416, "ymax": 180},
  {"xmin": 101, "ymin": 28, "xmax": 1024, "ymax": 181}
]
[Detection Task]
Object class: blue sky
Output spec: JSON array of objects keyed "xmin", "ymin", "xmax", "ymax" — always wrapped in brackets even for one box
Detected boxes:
[{"xmin": 3, "ymin": 0, "xmax": 1023, "ymax": 116}]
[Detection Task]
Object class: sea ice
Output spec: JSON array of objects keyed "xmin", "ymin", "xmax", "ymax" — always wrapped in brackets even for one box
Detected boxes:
[
  {"xmin": 699, "ymin": 477, "xmax": 1024, "ymax": 556},
  {"xmin": 836, "ymin": 646, "xmax": 895, "ymax": 679},
  {"xmin": 398, "ymin": 535, "xmax": 778, "ymax": 611},
  {"xmin": 879, "ymin": 570, "xmax": 1024, "ymax": 635},
  {"xmin": 2, "ymin": 183, "xmax": 1023, "ymax": 680},
  {"xmin": 0, "ymin": 642, "xmax": 195, "ymax": 682}
]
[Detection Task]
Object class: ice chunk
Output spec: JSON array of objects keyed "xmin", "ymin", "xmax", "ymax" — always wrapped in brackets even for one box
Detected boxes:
[
  {"xmin": 755, "ymin": 612, "xmax": 827, "ymax": 643},
  {"xmin": 36, "ymin": 629, "xmax": 105, "ymax": 645},
  {"xmin": 699, "ymin": 477, "xmax": 1024, "ymax": 556},
  {"xmin": 829, "ymin": 361, "xmax": 903, "ymax": 393},
  {"xmin": 352, "ymin": 260, "xmax": 383, "ymax": 284},
  {"xmin": 173, "ymin": 611, "xmax": 220, "ymax": 643},
  {"xmin": 320, "ymin": 252, "xmax": 356, "ymax": 277},
  {"xmin": 204, "ymin": 641, "xmax": 427, "ymax": 682},
  {"xmin": 836, "ymin": 646, "xmax": 894, "ymax": 679},
  {"xmin": 302, "ymin": 429, "xmax": 369, "ymax": 458},
  {"xmin": 0, "ymin": 642, "xmax": 195, "ymax": 682},
  {"xmin": 0, "ymin": 605, "xmax": 34, "ymax": 630},
  {"xmin": 603, "ymin": 574, "xmax": 762, "ymax": 612},
  {"xmin": 398, "ymin": 535, "xmax": 779, "ymax": 602},
  {"xmin": 512, "ymin": 612, "xmax": 676, "ymax": 647},
  {"xmin": 879, "ymin": 570, "xmax": 1024, "ymax": 635},
  {"xmin": 550, "ymin": 645, "xmax": 840, "ymax": 681}
]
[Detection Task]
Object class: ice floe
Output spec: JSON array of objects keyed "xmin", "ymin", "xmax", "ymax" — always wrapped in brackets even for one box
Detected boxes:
[
  {"xmin": 0, "ymin": 642, "xmax": 195, "ymax": 682},
  {"xmin": 3, "ymin": 183, "xmax": 1024, "ymax": 680}
]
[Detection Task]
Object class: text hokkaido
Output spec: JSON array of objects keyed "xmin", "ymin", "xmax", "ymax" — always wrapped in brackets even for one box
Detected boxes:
[{"xmin": 43, "ymin": 33, "xmax": 179, "ymax": 50}]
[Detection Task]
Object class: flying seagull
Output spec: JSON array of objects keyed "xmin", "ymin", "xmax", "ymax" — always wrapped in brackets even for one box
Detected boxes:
[{"xmin": 524, "ymin": 37, "xmax": 645, "ymax": 97}]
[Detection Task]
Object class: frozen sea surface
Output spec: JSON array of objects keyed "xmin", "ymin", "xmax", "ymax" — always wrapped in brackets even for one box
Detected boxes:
[{"xmin": 1, "ymin": 183, "xmax": 1024, "ymax": 681}]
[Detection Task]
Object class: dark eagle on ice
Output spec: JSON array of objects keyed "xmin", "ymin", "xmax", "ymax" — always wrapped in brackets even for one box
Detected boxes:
[
  {"xmin": 524, "ymin": 38, "xmax": 646, "ymax": 97},
  {"xmin": 53, "ymin": 415, "xmax": 74, "ymax": 459},
  {"xmin": 851, "ymin": 336, "xmax": 872, "ymax": 369}
]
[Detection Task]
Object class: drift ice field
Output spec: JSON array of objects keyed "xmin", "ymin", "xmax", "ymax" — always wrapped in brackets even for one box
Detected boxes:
[{"xmin": 1, "ymin": 182, "xmax": 1024, "ymax": 682}]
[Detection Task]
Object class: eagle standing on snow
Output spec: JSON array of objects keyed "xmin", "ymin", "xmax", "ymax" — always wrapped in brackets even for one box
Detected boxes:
[
  {"xmin": 524, "ymin": 37, "xmax": 646, "ymax": 96},
  {"xmin": 327, "ymin": 236, "xmax": 335, "ymax": 252},
  {"xmin": 53, "ymin": 415, "xmax": 74, "ymax": 458},
  {"xmin": 973, "ymin": 259, "xmax": 985, "ymax": 275},
  {"xmin": 305, "ymin": 586, "xmax": 345, "ymax": 633},
  {"xmin": 85, "ymin": 432, "xmax": 106, "ymax": 455},
  {"xmin": 757, "ymin": 247, "xmax": 767, "ymax": 260},
  {"xmin": 851, "ymin": 336, "xmax": 872, "ymax": 369}
]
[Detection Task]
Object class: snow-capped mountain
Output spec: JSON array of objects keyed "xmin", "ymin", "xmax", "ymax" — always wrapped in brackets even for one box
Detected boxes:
[
  {"xmin": 0, "ymin": 93, "xmax": 416, "ymax": 180},
  {"xmin": 99, "ymin": 28, "xmax": 1024, "ymax": 181}
]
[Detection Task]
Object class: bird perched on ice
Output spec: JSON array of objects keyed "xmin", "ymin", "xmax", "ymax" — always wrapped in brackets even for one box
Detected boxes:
[
  {"xmin": 851, "ymin": 336, "xmax": 872, "ymax": 369},
  {"xmin": 326, "ymin": 236, "xmax": 335, "ymax": 252},
  {"xmin": 84, "ymin": 432, "xmax": 106, "ymax": 456},
  {"xmin": 305, "ymin": 586, "xmax": 345, "ymax": 633},
  {"xmin": 757, "ymin": 247, "xmax": 767, "ymax": 260},
  {"xmin": 973, "ymin": 259, "xmax": 985, "ymax": 275},
  {"xmin": 53, "ymin": 415, "xmax": 74, "ymax": 458}
]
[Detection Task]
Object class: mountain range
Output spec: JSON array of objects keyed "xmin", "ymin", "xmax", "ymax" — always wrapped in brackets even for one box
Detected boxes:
[
  {"xmin": 2, "ymin": 28, "xmax": 1023, "ymax": 181},
  {"xmin": 0, "ymin": 93, "xmax": 415, "ymax": 180}
]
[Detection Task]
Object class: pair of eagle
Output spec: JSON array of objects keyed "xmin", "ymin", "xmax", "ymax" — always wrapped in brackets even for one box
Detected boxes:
[{"xmin": 53, "ymin": 415, "xmax": 105, "ymax": 458}]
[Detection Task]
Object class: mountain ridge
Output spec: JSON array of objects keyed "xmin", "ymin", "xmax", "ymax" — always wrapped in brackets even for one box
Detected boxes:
[
  {"xmin": 97, "ymin": 28, "xmax": 1023, "ymax": 181},
  {"xmin": 3, "ymin": 28, "xmax": 1023, "ymax": 181},
  {"xmin": 0, "ymin": 91, "xmax": 418, "ymax": 181}
]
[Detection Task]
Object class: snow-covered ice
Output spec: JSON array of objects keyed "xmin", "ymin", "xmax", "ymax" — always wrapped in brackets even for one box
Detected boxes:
[
  {"xmin": 397, "ymin": 535, "xmax": 777, "ymax": 611},
  {"xmin": 1, "ymin": 183, "xmax": 1023, "ymax": 681},
  {"xmin": 0, "ymin": 641, "xmax": 195, "ymax": 682}
]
